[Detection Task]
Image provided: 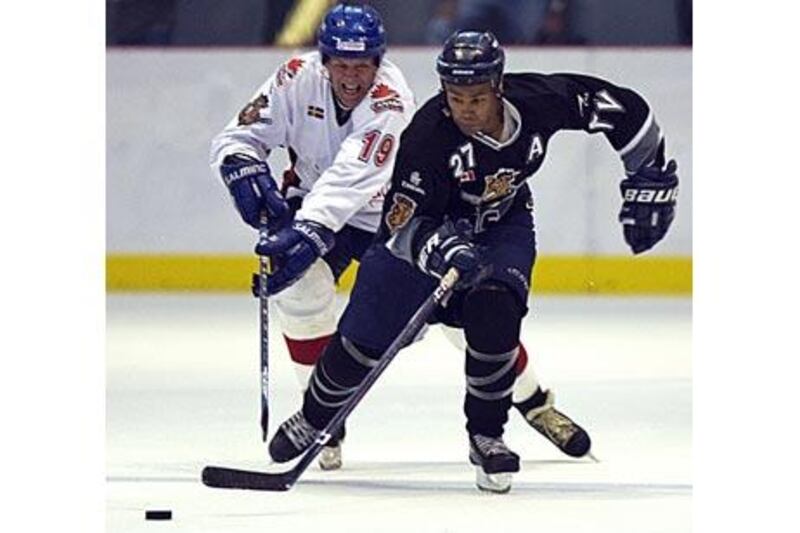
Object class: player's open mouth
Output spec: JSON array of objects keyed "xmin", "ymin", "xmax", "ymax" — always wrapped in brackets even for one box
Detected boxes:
[{"xmin": 341, "ymin": 83, "xmax": 361, "ymax": 97}]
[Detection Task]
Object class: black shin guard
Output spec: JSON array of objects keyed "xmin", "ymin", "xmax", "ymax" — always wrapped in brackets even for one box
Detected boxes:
[
  {"xmin": 302, "ymin": 333, "xmax": 382, "ymax": 429},
  {"xmin": 462, "ymin": 283, "xmax": 524, "ymax": 437}
]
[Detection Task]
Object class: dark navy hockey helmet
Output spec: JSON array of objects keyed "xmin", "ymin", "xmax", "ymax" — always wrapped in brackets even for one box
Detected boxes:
[
  {"xmin": 436, "ymin": 31, "xmax": 505, "ymax": 88},
  {"xmin": 318, "ymin": 4, "xmax": 386, "ymax": 61}
]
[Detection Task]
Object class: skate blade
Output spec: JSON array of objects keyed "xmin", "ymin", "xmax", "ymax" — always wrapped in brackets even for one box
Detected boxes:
[
  {"xmin": 587, "ymin": 451, "xmax": 600, "ymax": 463},
  {"xmin": 318, "ymin": 446, "xmax": 342, "ymax": 471},
  {"xmin": 475, "ymin": 467, "xmax": 512, "ymax": 493}
]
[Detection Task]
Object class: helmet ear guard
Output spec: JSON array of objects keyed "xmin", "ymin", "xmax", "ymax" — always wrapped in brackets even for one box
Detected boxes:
[
  {"xmin": 317, "ymin": 4, "xmax": 386, "ymax": 63},
  {"xmin": 436, "ymin": 31, "xmax": 505, "ymax": 90}
]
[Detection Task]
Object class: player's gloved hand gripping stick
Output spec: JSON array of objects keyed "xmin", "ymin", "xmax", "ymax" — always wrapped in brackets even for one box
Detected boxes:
[
  {"xmin": 201, "ymin": 267, "xmax": 462, "ymax": 491},
  {"xmin": 416, "ymin": 219, "xmax": 490, "ymax": 289},
  {"xmin": 255, "ymin": 220, "xmax": 335, "ymax": 296},
  {"xmin": 221, "ymin": 154, "xmax": 291, "ymax": 231}
]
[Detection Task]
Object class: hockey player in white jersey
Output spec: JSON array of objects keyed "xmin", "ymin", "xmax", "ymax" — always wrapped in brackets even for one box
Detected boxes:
[
  {"xmin": 210, "ymin": 3, "xmax": 414, "ymax": 470},
  {"xmin": 211, "ymin": 4, "xmax": 591, "ymax": 472}
]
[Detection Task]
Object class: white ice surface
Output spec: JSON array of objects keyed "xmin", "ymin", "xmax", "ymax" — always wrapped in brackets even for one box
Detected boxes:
[{"xmin": 107, "ymin": 294, "xmax": 691, "ymax": 532}]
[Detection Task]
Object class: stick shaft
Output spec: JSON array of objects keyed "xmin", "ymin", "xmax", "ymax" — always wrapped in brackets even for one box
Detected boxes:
[{"xmin": 259, "ymin": 215, "xmax": 270, "ymax": 442}]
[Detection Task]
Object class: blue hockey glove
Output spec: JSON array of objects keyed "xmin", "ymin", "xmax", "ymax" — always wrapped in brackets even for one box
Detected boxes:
[
  {"xmin": 220, "ymin": 154, "xmax": 291, "ymax": 230},
  {"xmin": 255, "ymin": 220, "xmax": 335, "ymax": 295},
  {"xmin": 618, "ymin": 159, "xmax": 679, "ymax": 254},
  {"xmin": 416, "ymin": 219, "xmax": 490, "ymax": 289}
]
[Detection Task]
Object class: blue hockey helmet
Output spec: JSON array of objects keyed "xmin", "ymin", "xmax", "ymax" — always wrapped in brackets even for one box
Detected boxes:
[
  {"xmin": 318, "ymin": 4, "xmax": 387, "ymax": 62},
  {"xmin": 436, "ymin": 31, "xmax": 505, "ymax": 88}
]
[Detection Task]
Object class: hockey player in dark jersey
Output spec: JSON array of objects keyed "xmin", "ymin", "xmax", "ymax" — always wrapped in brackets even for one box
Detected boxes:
[{"xmin": 263, "ymin": 31, "xmax": 679, "ymax": 493}]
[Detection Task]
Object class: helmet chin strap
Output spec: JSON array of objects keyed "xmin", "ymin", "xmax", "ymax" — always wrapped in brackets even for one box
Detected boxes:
[{"xmin": 494, "ymin": 78, "xmax": 504, "ymax": 97}]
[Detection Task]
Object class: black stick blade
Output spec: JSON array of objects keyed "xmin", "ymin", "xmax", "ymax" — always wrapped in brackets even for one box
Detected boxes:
[{"xmin": 201, "ymin": 465, "xmax": 295, "ymax": 492}]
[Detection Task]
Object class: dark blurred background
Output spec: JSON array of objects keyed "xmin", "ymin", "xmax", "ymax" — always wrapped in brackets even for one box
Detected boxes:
[{"xmin": 106, "ymin": 0, "xmax": 692, "ymax": 47}]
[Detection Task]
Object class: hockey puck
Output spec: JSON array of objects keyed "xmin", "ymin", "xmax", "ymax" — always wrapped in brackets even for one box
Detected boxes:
[{"xmin": 145, "ymin": 510, "xmax": 172, "ymax": 521}]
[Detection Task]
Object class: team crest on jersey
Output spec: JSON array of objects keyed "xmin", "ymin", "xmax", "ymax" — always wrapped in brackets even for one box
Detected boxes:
[
  {"xmin": 370, "ymin": 83, "xmax": 404, "ymax": 113},
  {"xmin": 237, "ymin": 94, "xmax": 271, "ymax": 126},
  {"xmin": 385, "ymin": 193, "xmax": 417, "ymax": 233},
  {"xmin": 276, "ymin": 57, "xmax": 305, "ymax": 86},
  {"xmin": 482, "ymin": 168, "xmax": 520, "ymax": 202}
]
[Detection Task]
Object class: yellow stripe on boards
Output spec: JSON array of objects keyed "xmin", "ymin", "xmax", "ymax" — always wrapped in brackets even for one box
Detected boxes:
[
  {"xmin": 532, "ymin": 256, "xmax": 691, "ymax": 295},
  {"xmin": 106, "ymin": 254, "xmax": 691, "ymax": 295},
  {"xmin": 106, "ymin": 255, "xmax": 256, "ymax": 292}
]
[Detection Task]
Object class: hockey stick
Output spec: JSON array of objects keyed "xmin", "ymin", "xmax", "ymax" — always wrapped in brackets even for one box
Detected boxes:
[
  {"xmin": 258, "ymin": 213, "xmax": 271, "ymax": 442},
  {"xmin": 202, "ymin": 267, "xmax": 461, "ymax": 491}
]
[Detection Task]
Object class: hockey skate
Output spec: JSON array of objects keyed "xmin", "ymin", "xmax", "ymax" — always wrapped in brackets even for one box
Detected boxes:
[
  {"xmin": 515, "ymin": 389, "xmax": 591, "ymax": 458},
  {"xmin": 269, "ymin": 411, "xmax": 346, "ymax": 470},
  {"xmin": 269, "ymin": 411, "xmax": 320, "ymax": 463},
  {"xmin": 468, "ymin": 434, "xmax": 520, "ymax": 493}
]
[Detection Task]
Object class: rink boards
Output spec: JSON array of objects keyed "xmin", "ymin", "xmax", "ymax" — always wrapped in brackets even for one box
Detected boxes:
[{"xmin": 106, "ymin": 48, "xmax": 691, "ymax": 294}]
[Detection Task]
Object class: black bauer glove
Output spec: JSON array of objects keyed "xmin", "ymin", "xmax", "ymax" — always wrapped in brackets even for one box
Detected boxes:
[
  {"xmin": 415, "ymin": 219, "xmax": 491, "ymax": 290},
  {"xmin": 618, "ymin": 159, "xmax": 679, "ymax": 254}
]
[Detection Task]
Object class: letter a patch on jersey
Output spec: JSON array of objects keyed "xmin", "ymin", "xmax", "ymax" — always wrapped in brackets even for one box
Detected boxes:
[
  {"xmin": 527, "ymin": 134, "xmax": 544, "ymax": 163},
  {"xmin": 385, "ymin": 193, "xmax": 417, "ymax": 233}
]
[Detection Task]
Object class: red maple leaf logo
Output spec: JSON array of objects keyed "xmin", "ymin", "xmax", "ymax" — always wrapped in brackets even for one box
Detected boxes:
[
  {"xmin": 286, "ymin": 58, "xmax": 305, "ymax": 75},
  {"xmin": 370, "ymin": 83, "xmax": 399, "ymax": 99}
]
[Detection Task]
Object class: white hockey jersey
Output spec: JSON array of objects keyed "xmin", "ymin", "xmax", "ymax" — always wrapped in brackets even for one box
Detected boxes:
[{"xmin": 210, "ymin": 51, "xmax": 415, "ymax": 233}]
